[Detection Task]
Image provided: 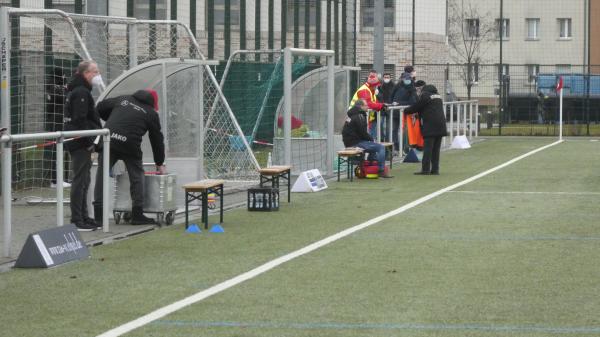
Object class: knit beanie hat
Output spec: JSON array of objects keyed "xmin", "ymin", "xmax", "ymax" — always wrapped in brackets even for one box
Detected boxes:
[{"xmin": 146, "ymin": 89, "xmax": 159, "ymax": 111}]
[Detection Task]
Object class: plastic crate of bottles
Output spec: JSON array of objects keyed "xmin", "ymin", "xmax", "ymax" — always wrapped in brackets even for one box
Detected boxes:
[{"xmin": 247, "ymin": 187, "xmax": 279, "ymax": 211}]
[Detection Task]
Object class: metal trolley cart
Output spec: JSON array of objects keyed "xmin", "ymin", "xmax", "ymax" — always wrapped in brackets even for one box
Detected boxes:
[{"xmin": 113, "ymin": 172, "xmax": 177, "ymax": 226}]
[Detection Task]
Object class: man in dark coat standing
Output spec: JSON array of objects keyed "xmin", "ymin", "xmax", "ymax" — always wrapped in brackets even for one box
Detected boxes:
[
  {"xmin": 404, "ymin": 84, "xmax": 448, "ymax": 175},
  {"xmin": 342, "ymin": 99, "xmax": 392, "ymax": 178},
  {"xmin": 64, "ymin": 61, "xmax": 102, "ymax": 231},
  {"xmin": 93, "ymin": 89, "xmax": 166, "ymax": 225}
]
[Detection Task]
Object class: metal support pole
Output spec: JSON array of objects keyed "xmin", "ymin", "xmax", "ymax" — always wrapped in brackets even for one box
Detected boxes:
[
  {"xmin": 463, "ymin": 102, "xmax": 467, "ymax": 137},
  {"xmin": 2, "ymin": 138, "xmax": 12, "ymax": 257},
  {"xmin": 283, "ymin": 47, "xmax": 292, "ymax": 166},
  {"xmin": 559, "ymin": 88, "xmax": 563, "ymax": 141},
  {"xmin": 198, "ymin": 64, "xmax": 205, "ymax": 179},
  {"xmin": 399, "ymin": 109, "xmax": 404, "ymax": 155},
  {"xmin": 128, "ymin": 24, "xmax": 138, "ymax": 68},
  {"xmin": 469, "ymin": 102, "xmax": 474, "ymax": 139},
  {"xmin": 376, "ymin": 110, "xmax": 381, "ymax": 142},
  {"xmin": 102, "ymin": 134, "xmax": 110, "ymax": 232},
  {"xmin": 56, "ymin": 136, "xmax": 64, "ymax": 227},
  {"xmin": 327, "ymin": 54, "xmax": 335, "ymax": 176},
  {"xmin": 449, "ymin": 103, "xmax": 454, "ymax": 141},
  {"xmin": 1, "ymin": 7, "xmax": 10, "ymax": 130},
  {"xmin": 161, "ymin": 62, "xmax": 169, "ymax": 152},
  {"xmin": 475, "ymin": 102, "xmax": 479, "ymax": 137},
  {"xmin": 373, "ymin": 0, "xmax": 384, "ymax": 74}
]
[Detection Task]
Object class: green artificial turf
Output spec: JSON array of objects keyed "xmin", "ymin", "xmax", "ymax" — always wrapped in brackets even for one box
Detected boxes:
[{"xmin": 2, "ymin": 137, "xmax": 599, "ymax": 337}]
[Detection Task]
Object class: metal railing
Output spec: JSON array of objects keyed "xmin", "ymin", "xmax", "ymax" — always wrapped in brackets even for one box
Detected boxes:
[
  {"xmin": 373, "ymin": 100, "xmax": 479, "ymax": 153},
  {"xmin": 1, "ymin": 129, "xmax": 110, "ymax": 258}
]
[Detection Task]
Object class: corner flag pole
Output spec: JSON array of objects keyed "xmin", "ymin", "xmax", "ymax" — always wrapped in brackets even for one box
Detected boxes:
[{"xmin": 557, "ymin": 76, "xmax": 564, "ymax": 141}]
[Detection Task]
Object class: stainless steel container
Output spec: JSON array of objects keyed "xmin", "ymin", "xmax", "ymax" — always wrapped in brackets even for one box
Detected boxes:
[{"xmin": 113, "ymin": 172, "xmax": 177, "ymax": 225}]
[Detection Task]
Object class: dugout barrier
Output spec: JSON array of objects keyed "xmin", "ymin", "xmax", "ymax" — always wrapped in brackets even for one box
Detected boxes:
[{"xmin": 1, "ymin": 129, "xmax": 110, "ymax": 258}]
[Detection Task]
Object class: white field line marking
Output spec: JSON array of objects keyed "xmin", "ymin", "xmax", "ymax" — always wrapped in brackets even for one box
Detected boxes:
[
  {"xmin": 450, "ymin": 191, "xmax": 600, "ymax": 196},
  {"xmin": 97, "ymin": 140, "xmax": 563, "ymax": 337}
]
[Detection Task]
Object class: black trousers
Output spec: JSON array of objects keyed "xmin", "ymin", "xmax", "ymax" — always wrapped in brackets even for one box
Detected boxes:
[
  {"xmin": 422, "ymin": 136, "xmax": 443, "ymax": 174},
  {"xmin": 94, "ymin": 149, "xmax": 145, "ymax": 209},
  {"xmin": 69, "ymin": 148, "xmax": 91, "ymax": 223}
]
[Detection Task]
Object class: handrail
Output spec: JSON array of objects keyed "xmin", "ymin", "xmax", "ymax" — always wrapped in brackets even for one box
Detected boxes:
[{"xmin": 1, "ymin": 129, "xmax": 110, "ymax": 258}]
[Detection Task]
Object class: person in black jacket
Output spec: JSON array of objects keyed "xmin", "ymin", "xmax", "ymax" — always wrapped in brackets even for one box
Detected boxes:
[
  {"xmin": 390, "ymin": 72, "xmax": 418, "ymax": 153},
  {"xmin": 93, "ymin": 89, "xmax": 166, "ymax": 225},
  {"xmin": 404, "ymin": 84, "xmax": 448, "ymax": 175},
  {"xmin": 64, "ymin": 61, "xmax": 103, "ymax": 231},
  {"xmin": 342, "ymin": 99, "xmax": 392, "ymax": 178}
]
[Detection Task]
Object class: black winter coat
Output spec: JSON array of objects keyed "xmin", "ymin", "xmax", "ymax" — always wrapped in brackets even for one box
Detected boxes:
[
  {"xmin": 64, "ymin": 74, "xmax": 102, "ymax": 152},
  {"xmin": 342, "ymin": 106, "xmax": 373, "ymax": 147},
  {"xmin": 97, "ymin": 90, "xmax": 165, "ymax": 165},
  {"xmin": 378, "ymin": 82, "xmax": 395, "ymax": 104},
  {"xmin": 404, "ymin": 85, "xmax": 448, "ymax": 138}
]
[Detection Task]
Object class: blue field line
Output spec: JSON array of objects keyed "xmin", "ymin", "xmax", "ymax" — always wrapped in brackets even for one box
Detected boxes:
[{"xmin": 153, "ymin": 320, "xmax": 600, "ymax": 334}]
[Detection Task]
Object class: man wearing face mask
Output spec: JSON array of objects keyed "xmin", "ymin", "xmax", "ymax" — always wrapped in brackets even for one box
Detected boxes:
[
  {"xmin": 93, "ymin": 89, "xmax": 166, "ymax": 225},
  {"xmin": 378, "ymin": 73, "xmax": 395, "ymax": 141},
  {"xmin": 64, "ymin": 60, "xmax": 103, "ymax": 231}
]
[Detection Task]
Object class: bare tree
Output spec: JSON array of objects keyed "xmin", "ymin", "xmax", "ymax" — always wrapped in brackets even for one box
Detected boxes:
[{"xmin": 447, "ymin": 0, "xmax": 497, "ymax": 100}]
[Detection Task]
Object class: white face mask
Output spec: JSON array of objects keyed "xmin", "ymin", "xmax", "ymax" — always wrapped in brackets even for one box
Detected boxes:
[
  {"xmin": 91, "ymin": 74, "xmax": 103, "ymax": 88},
  {"xmin": 383, "ymin": 78, "xmax": 391, "ymax": 84}
]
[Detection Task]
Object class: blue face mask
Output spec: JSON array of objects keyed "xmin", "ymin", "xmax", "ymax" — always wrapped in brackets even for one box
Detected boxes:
[{"xmin": 403, "ymin": 79, "xmax": 412, "ymax": 85}]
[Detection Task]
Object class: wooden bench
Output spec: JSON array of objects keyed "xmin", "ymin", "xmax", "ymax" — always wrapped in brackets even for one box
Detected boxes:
[
  {"xmin": 337, "ymin": 148, "xmax": 364, "ymax": 182},
  {"xmin": 258, "ymin": 165, "xmax": 292, "ymax": 203},
  {"xmin": 378, "ymin": 142, "xmax": 394, "ymax": 169},
  {"xmin": 182, "ymin": 179, "xmax": 224, "ymax": 229}
]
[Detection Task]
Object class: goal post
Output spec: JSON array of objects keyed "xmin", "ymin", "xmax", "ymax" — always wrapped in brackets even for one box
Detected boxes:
[{"xmin": 283, "ymin": 47, "xmax": 335, "ymax": 176}]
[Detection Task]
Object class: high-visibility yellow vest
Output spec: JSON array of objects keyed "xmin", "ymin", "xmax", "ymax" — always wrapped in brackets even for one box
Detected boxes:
[{"xmin": 349, "ymin": 84, "xmax": 377, "ymax": 110}]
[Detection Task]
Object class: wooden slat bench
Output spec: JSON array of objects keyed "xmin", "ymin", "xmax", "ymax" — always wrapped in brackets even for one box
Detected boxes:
[
  {"xmin": 258, "ymin": 165, "xmax": 292, "ymax": 203},
  {"xmin": 337, "ymin": 148, "xmax": 364, "ymax": 182},
  {"xmin": 182, "ymin": 179, "xmax": 224, "ymax": 229}
]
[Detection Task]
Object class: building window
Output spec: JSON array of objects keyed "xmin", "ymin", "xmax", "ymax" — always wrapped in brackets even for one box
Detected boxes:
[
  {"xmin": 134, "ymin": 0, "xmax": 168, "ymax": 20},
  {"xmin": 468, "ymin": 63, "xmax": 479, "ymax": 83},
  {"xmin": 497, "ymin": 64, "xmax": 509, "ymax": 81},
  {"xmin": 496, "ymin": 18, "xmax": 510, "ymax": 39},
  {"xmin": 555, "ymin": 64, "xmax": 571, "ymax": 74},
  {"xmin": 209, "ymin": 0, "xmax": 241, "ymax": 30},
  {"xmin": 287, "ymin": 1, "xmax": 317, "ymax": 30},
  {"xmin": 558, "ymin": 18, "xmax": 572, "ymax": 39},
  {"xmin": 361, "ymin": 0, "xmax": 394, "ymax": 30},
  {"xmin": 526, "ymin": 18, "xmax": 540, "ymax": 39},
  {"xmin": 527, "ymin": 64, "xmax": 540, "ymax": 84},
  {"xmin": 465, "ymin": 18, "xmax": 480, "ymax": 38}
]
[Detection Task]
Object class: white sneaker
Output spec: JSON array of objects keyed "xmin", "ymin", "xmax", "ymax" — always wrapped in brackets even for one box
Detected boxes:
[{"xmin": 51, "ymin": 181, "xmax": 72, "ymax": 188}]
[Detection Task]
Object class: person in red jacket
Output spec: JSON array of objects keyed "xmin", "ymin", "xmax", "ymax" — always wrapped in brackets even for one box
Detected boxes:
[{"xmin": 348, "ymin": 70, "xmax": 387, "ymax": 139}]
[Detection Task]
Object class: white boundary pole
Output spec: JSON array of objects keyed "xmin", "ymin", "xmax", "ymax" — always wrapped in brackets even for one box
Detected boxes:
[
  {"xmin": 198, "ymin": 64, "xmax": 205, "ymax": 179},
  {"xmin": 283, "ymin": 48, "xmax": 292, "ymax": 166},
  {"xmin": 326, "ymin": 54, "xmax": 335, "ymax": 176},
  {"xmin": 56, "ymin": 137, "xmax": 64, "ymax": 227},
  {"xmin": 2, "ymin": 137, "xmax": 11, "ymax": 257},
  {"xmin": 102, "ymin": 134, "xmax": 110, "ymax": 232},
  {"xmin": 559, "ymin": 86, "xmax": 563, "ymax": 141}
]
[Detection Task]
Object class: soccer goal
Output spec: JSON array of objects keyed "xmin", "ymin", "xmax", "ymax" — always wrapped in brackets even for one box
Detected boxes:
[{"xmin": 218, "ymin": 47, "xmax": 360, "ymax": 176}]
